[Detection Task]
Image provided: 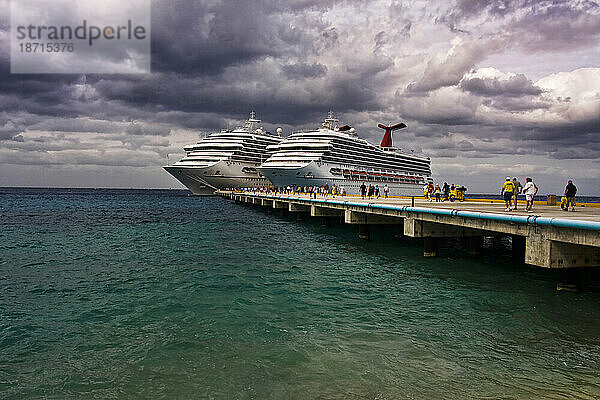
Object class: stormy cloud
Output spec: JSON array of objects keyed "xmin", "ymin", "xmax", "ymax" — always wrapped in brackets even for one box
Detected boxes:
[{"xmin": 0, "ymin": 0, "xmax": 599, "ymax": 194}]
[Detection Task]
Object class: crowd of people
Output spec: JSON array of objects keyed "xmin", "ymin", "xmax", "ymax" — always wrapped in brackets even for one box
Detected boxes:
[
  {"xmin": 500, "ymin": 177, "xmax": 577, "ymax": 212},
  {"xmin": 241, "ymin": 184, "xmax": 348, "ymax": 198},
  {"xmin": 359, "ymin": 183, "xmax": 390, "ymax": 199},
  {"xmin": 422, "ymin": 182, "xmax": 467, "ymax": 202},
  {"xmin": 239, "ymin": 183, "xmax": 393, "ymax": 199},
  {"xmin": 235, "ymin": 177, "xmax": 580, "ymax": 213}
]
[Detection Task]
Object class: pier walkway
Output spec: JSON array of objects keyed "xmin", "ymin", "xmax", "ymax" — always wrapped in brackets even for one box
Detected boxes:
[{"xmin": 218, "ymin": 191, "xmax": 600, "ymax": 270}]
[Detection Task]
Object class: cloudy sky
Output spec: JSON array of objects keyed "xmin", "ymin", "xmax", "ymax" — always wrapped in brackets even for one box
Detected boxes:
[{"xmin": 1, "ymin": 0, "xmax": 599, "ymax": 194}]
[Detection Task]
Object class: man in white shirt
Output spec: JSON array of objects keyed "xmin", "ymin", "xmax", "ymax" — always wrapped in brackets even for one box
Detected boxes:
[{"xmin": 522, "ymin": 177, "xmax": 538, "ymax": 212}]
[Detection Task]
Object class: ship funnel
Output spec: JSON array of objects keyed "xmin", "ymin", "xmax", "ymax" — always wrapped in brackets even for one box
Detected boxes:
[{"xmin": 377, "ymin": 122, "xmax": 407, "ymax": 147}]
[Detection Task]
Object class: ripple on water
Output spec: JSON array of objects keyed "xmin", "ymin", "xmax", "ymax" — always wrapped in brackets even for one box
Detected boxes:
[{"xmin": 0, "ymin": 189, "xmax": 599, "ymax": 399}]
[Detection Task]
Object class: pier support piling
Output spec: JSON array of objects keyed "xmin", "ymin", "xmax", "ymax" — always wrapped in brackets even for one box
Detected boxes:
[
  {"xmin": 289, "ymin": 203, "xmax": 310, "ymax": 213},
  {"xmin": 404, "ymin": 218, "xmax": 481, "ymax": 238},
  {"xmin": 557, "ymin": 269, "xmax": 581, "ymax": 292},
  {"xmin": 394, "ymin": 223, "xmax": 405, "ymax": 239},
  {"xmin": 358, "ymin": 224, "xmax": 371, "ymax": 240},
  {"xmin": 344, "ymin": 210, "xmax": 399, "ymax": 225},
  {"xmin": 491, "ymin": 235, "xmax": 504, "ymax": 251},
  {"xmin": 464, "ymin": 236, "xmax": 484, "ymax": 256},
  {"xmin": 311, "ymin": 205, "xmax": 343, "ymax": 218},
  {"xmin": 273, "ymin": 200, "xmax": 287, "ymax": 209},
  {"xmin": 512, "ymin": 235, "xmax": 526, "ymax": 261},
  {"xmin": 526, "ymin": 235, "xmax": 600, "ymax": 268},
  {"xmin": 423, "ymin": 237, "xmax": 439, "ymax": 257}
]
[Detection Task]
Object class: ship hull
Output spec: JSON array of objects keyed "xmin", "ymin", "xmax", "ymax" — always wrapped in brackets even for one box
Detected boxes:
[
  {"xmin": 197, "ymin": 160, "xmax": 273, "ymax": 189},
  {"xmin": 259, "ymin": 161, "xmax": 425, "ymax": 197},
  {"xmin": 163, "ymin": 166, "xmax": 216, "ymax": 196}
]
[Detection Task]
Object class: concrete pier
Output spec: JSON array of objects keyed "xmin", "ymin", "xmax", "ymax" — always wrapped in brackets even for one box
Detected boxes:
[{"xmin": 222, "ymin": 192, "xmax": 600, "ymax": 270}]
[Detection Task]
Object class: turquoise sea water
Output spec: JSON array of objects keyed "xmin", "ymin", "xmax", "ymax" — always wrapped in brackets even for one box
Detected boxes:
[{"xmin": 1, "ymin": 188, "xmax": 599, "ymax": 399}]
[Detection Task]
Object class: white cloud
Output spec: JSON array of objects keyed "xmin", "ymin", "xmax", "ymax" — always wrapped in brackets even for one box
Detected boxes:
[{"xmin": 535, "ymin": 68, "xmax": 600, "ymax": 123}]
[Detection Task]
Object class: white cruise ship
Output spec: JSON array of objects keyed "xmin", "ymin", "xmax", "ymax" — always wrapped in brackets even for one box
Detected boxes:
[
  {"xmin": 164, "ymin": 112, "xmax": 283, "ymax": 195},
  {"xmin": 258, "ymin": 112, "xmax": 433, "ymax": 196}
]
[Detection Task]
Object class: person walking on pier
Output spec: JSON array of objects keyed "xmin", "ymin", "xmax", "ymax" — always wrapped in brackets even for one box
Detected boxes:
[
  {"xmin": 434, "ymin": 185, "xmax": 441, "ymax": 202},
  {"xmin": 522, "ymin": 177, "xmax": 538, "ymax": 212},
  {"xmin": 384, "ymin": 184, "xmax": 389, "ymax": 198},
  {"xmin": 360, "ymin": 182, "xmax": 367, "ymax": 199},
  {"xmin": 564, "ymin": 180, "xmax": 577, "ymax": 211},
  {"xmin": 443, "ymin": 182, "xmax": 449, "ymax": 201},
  {"xmin": 501, "ymin": 177, "xmax": 515, "ymax": 211},
  {"xmin": 512, "ymin": 177, "xmax": 522, "ymax": 210}
]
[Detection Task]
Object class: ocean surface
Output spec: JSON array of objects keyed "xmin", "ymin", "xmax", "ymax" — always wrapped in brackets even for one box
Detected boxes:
[{"xmin": 1, "ymin": 188, "xmax": 599, "ymax": 399}]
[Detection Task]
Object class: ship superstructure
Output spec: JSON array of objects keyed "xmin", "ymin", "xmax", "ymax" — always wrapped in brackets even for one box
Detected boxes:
[
  {"xmin": 258, "ymin": 112, "xmax": 433, "ymax": 196},
  {"xmin": 164, "ymin": 112, "xmax": 283, "ymax": 195}
]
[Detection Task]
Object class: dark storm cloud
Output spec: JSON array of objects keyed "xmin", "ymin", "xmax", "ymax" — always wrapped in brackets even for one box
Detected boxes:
[
  {"xmin": 90, "ymin": 49, "xmax": 389, "ymax": 124},
  {"xmin": 0, "ymin": 148, "xmax": 162, "ymax": 167},
  {"xmin": 0, "ymin": 0, "xmax": 350, "ymax": 126},
  {"xmin": 125, "ymin": 121, "xmax": 171, "ymax": 136},
  {"xmin": 481, "ymin": 97, "xmax": 551, "ymax": 112},
  {"xmin": 442, "ymin": 0, "xmax": 600, "ymax": 53},
  {"xmin": 406, "ymin": 35, "xmax": 509, "ymax": 93},
  {"xmin": 143, "ymin": 111, "xmax": 228, "ymax": 131},
  {"xmin": 282, "ymin": 62, "xmax": 328, "ymax": 79},
  {"xmin": 0, "ymin": 0, "xmax": 598, "ymax": 190},
  {"xmin": 460, "ymin": 74, "xmax": 543, "ymax": 97},
  {"xmin": 462, "ymin": 115, "xmax": 600, "ymax": 159},
  {"xmin": 512, "ymin": 2, "xmax": 600, "ymax": 52},
  {"xmin": 395, "ymin": 87, "xmax": 481, "ymax": 127},
  {"xmin": 28, "ymin": 118, "xmax": 123, "ymax": 134},
  {"xmin": 150, "ymin": 0, "xmax": 319, "ymax": 75},
  {"xmin": 520, "ymin": 117, "xmax": 600, "ymax": 143},
  {"xmin": 0, "ymin": 120, "xmax": 23, "ymax": 141},
  {"xmin": 447, "ymin": 0, "xmax": 597, "ymax": 23}
]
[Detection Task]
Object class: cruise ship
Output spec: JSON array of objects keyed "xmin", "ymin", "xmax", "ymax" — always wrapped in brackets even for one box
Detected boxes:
[
  {"xmin": 258, "ymin": 112, "xmax": 433, "ymax": 196},
  {"xmin": 163, "ymin": 112, "xmax": 283, "ymax": 195}
]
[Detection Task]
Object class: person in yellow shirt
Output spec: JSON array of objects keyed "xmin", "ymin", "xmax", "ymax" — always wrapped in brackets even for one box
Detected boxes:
[{"xmin": 500, "ymin": 176, "xmax": 515, "ymax": 212}]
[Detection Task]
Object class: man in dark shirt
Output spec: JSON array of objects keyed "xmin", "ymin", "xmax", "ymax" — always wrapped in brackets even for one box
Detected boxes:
[
  {"xmin": 442, "ymin": 182, "xmax": 450, "ymax": 201},
  {"xmin": 360, "ymin": 182, "xmax": 367, "ymax": 199},
  {"xmin": 564, "ymin": 180, "xmax": 577, "ymax": 211}
]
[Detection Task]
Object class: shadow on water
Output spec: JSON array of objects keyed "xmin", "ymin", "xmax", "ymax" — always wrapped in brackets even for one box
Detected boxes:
[{"xmin": 239, "ymin": 198, "xmax": 600, "ymax": 293}]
